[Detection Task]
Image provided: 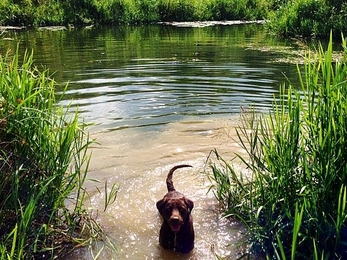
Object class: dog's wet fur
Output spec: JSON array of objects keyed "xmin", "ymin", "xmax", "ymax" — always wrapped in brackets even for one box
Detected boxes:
[{"xmin": 156, "ymin": 164, "xmax": 194, "ymax": 253}]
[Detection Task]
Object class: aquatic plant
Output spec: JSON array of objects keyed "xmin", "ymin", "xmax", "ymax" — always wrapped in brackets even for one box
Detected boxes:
[
  {"xmin": 209, "ymin": 34, "xmax": 347, "ymax": 259},
  {"xmin": 0, "ymin": 48, "xmax": 117, "ymax": 258}
]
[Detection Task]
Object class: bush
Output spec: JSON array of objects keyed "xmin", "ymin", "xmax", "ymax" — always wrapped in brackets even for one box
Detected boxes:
[
  {"xmin": 0, "ymin": 1, "xmax": 25, "ymax": 26},
  {"xmin": 267, "ymin": 0, "xmax": 346, "ymax": 38},
  {"xmin": 0, "ymin": 0, "xmax": 273, "ymax": 26},
  {"xmin": 209, "ymin": 35, "xmax": 347, "ymax": 259},
  {"xmin": 157, "ymin": 0, "xmax": 196, "ymax": 22}
]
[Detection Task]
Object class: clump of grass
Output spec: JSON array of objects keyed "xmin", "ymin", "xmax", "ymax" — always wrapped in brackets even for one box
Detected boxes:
[
  {"xmin": 0, "ymin": 48, "xmax": 116, "ymax": 258},
  {"xmin": 208, "ymin": 34, "xmax": 347, "ymax": 259}
]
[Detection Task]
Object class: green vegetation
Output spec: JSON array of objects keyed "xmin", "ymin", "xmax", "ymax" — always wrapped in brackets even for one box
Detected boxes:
[
  {"xmin": 267, "ymin": 0, "xmax": 347, "ymax": 38},
  {"xmin": 209, "ymin": 35, "xmax": 347, "ymax": 259},
  {"xmin": 0, "ymin": 0, "xmax": 346, "ymax": 38},
  {"xmin": 0, "ymin": 49, "xmax": 117, "ymax": 258},
  {"xmin": 0, "ymin": 0, "xmax": 270, "ymax": 26}
]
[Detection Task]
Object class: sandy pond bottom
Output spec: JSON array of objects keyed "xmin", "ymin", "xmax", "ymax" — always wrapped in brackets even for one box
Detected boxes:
[{"xmin": 65, "ymin": 115, "xmax": 257, "ymax": 260}]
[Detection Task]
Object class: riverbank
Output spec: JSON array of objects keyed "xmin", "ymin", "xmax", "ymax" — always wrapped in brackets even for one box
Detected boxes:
[
  {"xmin": 0, "ymin": 0, "xmax": 270, "ymax": 27},
  {"xmin": 0, "ymin": 0, "xmax": 346, "ymax": 38},
  {"xmin": 0, "ymin": 20, "xmax": 265, "ymax": 31}
]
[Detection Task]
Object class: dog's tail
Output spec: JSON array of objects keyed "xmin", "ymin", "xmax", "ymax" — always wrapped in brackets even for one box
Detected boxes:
[{"xmin": 166, "ymin": 164, "xmax": 193, "ymax": 192}]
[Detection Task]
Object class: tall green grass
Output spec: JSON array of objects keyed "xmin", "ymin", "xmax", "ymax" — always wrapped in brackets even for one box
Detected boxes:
[
  {"xmin": 0, "ymin": 48, "xmax": 116, "ymax": 258},
  {"xmin": 209, "ymin": 34, "xmax": 347, "ymax": 259}
]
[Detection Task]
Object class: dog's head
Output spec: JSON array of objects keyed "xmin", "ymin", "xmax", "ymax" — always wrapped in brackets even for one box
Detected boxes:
[{"xmin": 156, "ymin": 197, "xmax": 194, "ymax": 233}]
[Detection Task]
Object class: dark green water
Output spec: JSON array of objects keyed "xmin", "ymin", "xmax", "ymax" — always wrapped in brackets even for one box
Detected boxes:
[{"xmin": 0, "ymin": 24, "xmax": 299, "ymax": 131}]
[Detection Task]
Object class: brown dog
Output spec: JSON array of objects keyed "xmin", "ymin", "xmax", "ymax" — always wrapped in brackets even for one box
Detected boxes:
[{"xmin": 156, "ymin": 164, "xmax": 194, "ymax": 253}]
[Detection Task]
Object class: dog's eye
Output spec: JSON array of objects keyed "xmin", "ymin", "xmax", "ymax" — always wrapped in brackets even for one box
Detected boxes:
[
  {"xmin": 163, "ymin": 207, "xmax": 172, "ymax": 215},
  {"xmin": 179, "ymin": 208, "xmax": 188, "ymax": 216}
]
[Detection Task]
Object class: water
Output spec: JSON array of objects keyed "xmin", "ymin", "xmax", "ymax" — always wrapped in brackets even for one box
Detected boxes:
[
  {"xmin": 0, "ymin": 24, "xmax": 299, "ymax": 131},
  {"xmin": 0, "ymin": 24, "xmax": 301, "ymax": 259},
  {"xmin": 74, "ymin": 117, "xmax": 253, "ymax": 259}
]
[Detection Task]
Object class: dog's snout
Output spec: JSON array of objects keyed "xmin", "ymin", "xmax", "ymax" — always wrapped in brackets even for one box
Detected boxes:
[
  {"xmin": 169, "ymin": 209, "xmax": 183, "ymax": 228},
  {"xmin": 171, "ymin": 209, "xmax": 180, "ymax": 218},
  {"xmin": 170, "ymin": 215, "xmax": 180, "ymax": 222}
]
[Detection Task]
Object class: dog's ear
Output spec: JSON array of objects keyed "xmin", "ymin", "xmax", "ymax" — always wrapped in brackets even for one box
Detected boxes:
[
  {"xmin": 185, "ymin": 198, "xmax": 194, "ymax": 213},
  {"xmin": 156, "ymin": 199, "xmax": 166, "ymax": 214}
]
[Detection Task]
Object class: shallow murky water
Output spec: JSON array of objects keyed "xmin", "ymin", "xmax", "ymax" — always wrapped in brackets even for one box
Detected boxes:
[{"xmin": 67, "ymin": 115, "xmax": 251, "ymax": 260}]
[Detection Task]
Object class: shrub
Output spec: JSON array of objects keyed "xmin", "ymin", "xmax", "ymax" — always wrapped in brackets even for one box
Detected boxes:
[
  {"xmin": 157, "ymin": 0, "xmax": 195, "ymax": 22},
  {"xmin": 0, "ymin": 1, "xmax": 25, "ymax": 26},
  {"xmin": 267, "ymin": 0, "xmax": 346, "ymax": 38}
]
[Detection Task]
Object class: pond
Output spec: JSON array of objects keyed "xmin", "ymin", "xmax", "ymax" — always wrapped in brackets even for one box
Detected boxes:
[{"xmin": 0, "ymin": 23, "xmax": 302, "ymax": 259}]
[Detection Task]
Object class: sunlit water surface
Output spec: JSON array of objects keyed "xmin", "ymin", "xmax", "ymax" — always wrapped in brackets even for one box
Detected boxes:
[{"xmin": 0, "ymin": 23, "xmax": 302, "ymax": 259}]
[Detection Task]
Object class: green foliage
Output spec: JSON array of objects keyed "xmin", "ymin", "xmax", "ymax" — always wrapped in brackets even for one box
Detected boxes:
[
  {"xmin": 210, "ymin": 0, "xmax": 248, "ymax": 20},
  {"xmin": 0, "ymin": 48, "xmax": 114, "ymax": 258},
  {"xmin": 267, "ymin": 0, "xmax": 347, "ymax": 38},
  {"xmin": 158, "ymin": 0, "xmax": 195, "ymax": 22},
  {"xmin": 0, "ymin": 0, "xmax": 24, "ymax": 26},
  {"xmin": 0, "ymin": 0, "xmax": 346, "ymax": 38},
  {"xmin": 209, "ymin": 35, "xmax": 347, "ymax": 258},
  {"xmin": 0, "ymin": 0, "xmax": 272, "ymax": 26}
]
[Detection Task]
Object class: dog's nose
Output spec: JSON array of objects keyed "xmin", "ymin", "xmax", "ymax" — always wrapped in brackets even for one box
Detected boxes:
[
  {"xmin": 171, "ymin": 216, "xmax": 180, "ymax": 222},
  {"xmin": 170, "ymin": 215, "xmax": 182, "ymax": 226}
]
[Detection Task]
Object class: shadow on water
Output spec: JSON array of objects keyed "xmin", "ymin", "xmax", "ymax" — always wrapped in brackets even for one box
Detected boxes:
[{"xmin": 0, "ymin": 23, "xmax": 303, "ymax": 259}]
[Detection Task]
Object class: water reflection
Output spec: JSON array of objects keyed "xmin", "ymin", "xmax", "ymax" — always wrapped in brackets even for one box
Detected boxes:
[{"xmin": 0, "ymin": 24, "xmax": 299, "ymax": 131}]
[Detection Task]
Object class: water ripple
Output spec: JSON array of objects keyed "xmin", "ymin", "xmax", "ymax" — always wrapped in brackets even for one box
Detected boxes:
[{"xmin": 59, "ymin": 60, "xmax": 281, "ymax": 130}]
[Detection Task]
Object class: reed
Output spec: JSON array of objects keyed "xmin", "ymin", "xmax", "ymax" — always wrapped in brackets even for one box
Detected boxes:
[
  {"xmin": 209, "ymin": 34, "xmax": 347, "ymax": 259},
  {"xmin": 0, "ymin": 48, "xmax": 117, "ymax": 258}
]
